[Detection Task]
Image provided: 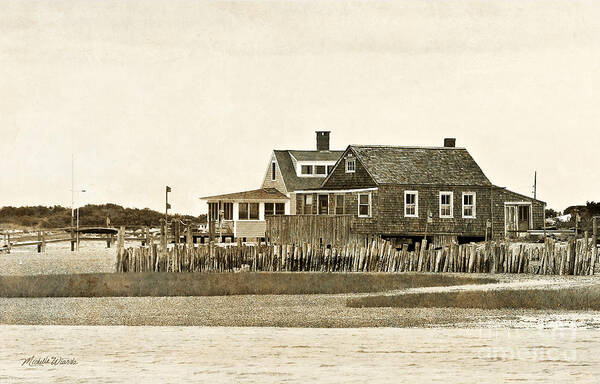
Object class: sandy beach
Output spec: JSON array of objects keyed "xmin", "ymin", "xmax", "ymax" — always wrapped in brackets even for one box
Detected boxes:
[{"xmin": 2, "ymin": 244, "xmax": 600, "ymax": 329}]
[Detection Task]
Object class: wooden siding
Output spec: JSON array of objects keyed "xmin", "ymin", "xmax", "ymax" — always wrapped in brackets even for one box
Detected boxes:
[
  {"xmin": 261, "ymin": 153, "xmax": 287, "ymax": 194},
  {"xmin": 491, "ymin": 188, "xmax": 545, "ymax": 238},
  {"xmin": 374, "ymin": 185, "xmax": 491, "ymax": 237},
  {"xmin": 289, "ymin": 192, "xmax": 297, "ymax": 215},
  {"xmin": 321, "ymin": 148, "xmax": 377, "ymax": 189},
  {"xmin": 295, "ymin": 185, "xmax": 544, "ymax": 240},
  {"xmin": 236, "ymin": 221, "xmax": 267, "ymax": 239},
  {"xmin": 373, "ymin": 185, "xmax": 543, "ymax": 239}
]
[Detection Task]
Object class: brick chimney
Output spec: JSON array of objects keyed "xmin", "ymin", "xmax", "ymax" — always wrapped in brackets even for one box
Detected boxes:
[
  {"xmin": 316, "ymin": 131, "xmax": 330, "ymax": 151},
  {"xmin": 444, "ymin": 138, "xmax": 456, "ymax": 148}
]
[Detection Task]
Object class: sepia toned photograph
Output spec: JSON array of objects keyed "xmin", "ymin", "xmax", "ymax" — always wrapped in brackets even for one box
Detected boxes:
[{"xmin": 1, "ymin": 0, "xmax": 599, "ymax": 382}]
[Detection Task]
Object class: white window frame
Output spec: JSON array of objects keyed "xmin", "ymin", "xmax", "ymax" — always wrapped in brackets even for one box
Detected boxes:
[
  {"xmin": 315, "ymin": 165, "xmax": 327, "ymax": 176},
  {"xmin": 439, "ymin": 191, "xmax": 454, "ymax": 218},
  {"xmin": 238, "ymin": 202, "xmax": 260, "ymax": 220},
  {"xmin": 462, "ymin": 192, "xmax": 476, "ymax": 218},
  {"xmin": 404, "ymin": 191, "xmax": 418, "ymax": 218},
  {"xmin": 346, "ymin": 158, "xmax": 356, "ymax": 173},
  {"xmin": 357, "ymin": 193, "xmax": 371, "ymax": 217},
  {"xmin": 296, "ymin": 161, "xmax": 336, "ymax": 177},
  {"xmin": 301, "ymin": 165, "xmax": 313, "ymax": 175}
]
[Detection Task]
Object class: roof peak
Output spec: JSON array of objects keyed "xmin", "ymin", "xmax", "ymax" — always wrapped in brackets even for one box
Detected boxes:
[
  {"xmin": 349, "ymin": 145, "xmax": 466, "ymax": 150},
  {"xmin": 274, "ymin": 149, "xmax": 344, "ymax": 153}
]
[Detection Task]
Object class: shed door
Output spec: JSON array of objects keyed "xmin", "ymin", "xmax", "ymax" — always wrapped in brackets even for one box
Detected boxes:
[
  {"xmin": 505, "ymin": 205, "xmax": 518, "ymax": 234},
  {"xmin": 518, "ymin": 205, "xmax": 531, "ymax": 231},
  {"xmin": 505, "ymin": 204, "xmax": 531, "ymax": 235}
]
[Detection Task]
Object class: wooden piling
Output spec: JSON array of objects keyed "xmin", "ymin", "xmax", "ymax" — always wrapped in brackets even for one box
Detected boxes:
[
  {"xmin": 592, "ymin": 217, "xmax": 598, "ymax": 275},
  {"xmin": 37, "ymin": 231, "xmax": 42, "ymax": 253}
]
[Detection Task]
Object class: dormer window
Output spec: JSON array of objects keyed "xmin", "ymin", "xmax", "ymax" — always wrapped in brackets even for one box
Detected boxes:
[
  {"xmin": 297, "ymin": 162, "xmax": 337, "ymax": 177},
  {"xmin": 301, "ymin": 165, "xmax": 313, "ymax": 175},
  {"xmin": 346, "ymin": 158, "xmax": 356, "ymax": 173}
]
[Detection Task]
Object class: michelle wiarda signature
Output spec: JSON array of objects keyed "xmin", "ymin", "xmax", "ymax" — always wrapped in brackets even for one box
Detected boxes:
[{"xmin": 21, "ymin": 356, "xmax": 78, "ymax": 367}]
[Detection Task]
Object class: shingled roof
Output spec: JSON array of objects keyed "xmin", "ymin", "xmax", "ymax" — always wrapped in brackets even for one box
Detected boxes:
[
  {"xmin": 350, "ymin": 145, "xmax": 492, "ymax": 186},
  {"xmin": 288, "ymin": 150, "xmax": 343, "ymax": 162},
  {"xmin": 200, "ymin": 188, "xmax": 288, "ymax": 201},
  {"xmin": 274, "ymin": 150, "xmax": 344, "ymax": 191}
]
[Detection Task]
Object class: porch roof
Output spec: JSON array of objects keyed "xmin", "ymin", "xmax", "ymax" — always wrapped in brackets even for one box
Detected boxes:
[{"xmin": 200, "ymin": 188, "xmax": 288, "ymax": 202}]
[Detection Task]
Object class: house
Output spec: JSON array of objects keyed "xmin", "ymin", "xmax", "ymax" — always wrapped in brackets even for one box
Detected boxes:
[
  {"xmin": 200, "ymin": 131, "xmax": 343, "ymax": 241},
  {"xmin": 200, "ymin": 188, "xmax": 288, "ymax": 241},
  {"xmin": 261, "ymin": 131, "xmax": 345, "ymax": 214},
  {"xmin": 202, "ymin": 133, "xmax": 545, "ymax": 244},
  {"xmin": 293, "ymin": 138, "xmax": 545, "ymax": 245}
]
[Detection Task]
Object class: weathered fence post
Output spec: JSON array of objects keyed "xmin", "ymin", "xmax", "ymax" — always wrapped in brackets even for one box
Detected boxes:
[
  {"xmin": 115, "ymin": 226, "xmax": 125, "ymax": 272},
  {"xmin": 37, "ymin": 230, "xmax": 42, "ymax": 253},
  {"xmin": 592, "ymin": 217, "xmax": 598, "ymax": 275},
  {"xmin": 70, "ymin": 226, "xmax": 75, "ymax": 252}
]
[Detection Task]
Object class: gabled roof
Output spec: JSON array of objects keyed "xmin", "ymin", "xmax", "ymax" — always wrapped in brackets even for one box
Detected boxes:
[
  {"xmin": 349, "ymin": 145, "xmax": 492, "ymax": 186},
  {"xmin": 274, "ymin": 150, "xmax": 344, "ymax": 191},
  {"xmin": 288, "ymin": 150, "xmax": 344, "ymax": 162},
  {"xmin": 200, "ymin": 188, "xmax": 288, "ymax": 201}
]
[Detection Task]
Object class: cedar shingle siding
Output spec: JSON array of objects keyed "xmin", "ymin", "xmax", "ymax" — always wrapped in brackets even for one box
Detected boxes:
[
  {"xmin": 299, "ymin": 145, "xmax": 544, "ymax": 240},
  {"xmin": 321, "ymin": 149, "xmax": 377, "ymax": 189},
  {"xmin": 261, "ymin": 153, "xmax": 287, "ymax": 194}
]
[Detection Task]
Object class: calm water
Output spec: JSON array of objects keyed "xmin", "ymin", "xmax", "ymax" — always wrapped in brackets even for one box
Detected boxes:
[{"xmin": 0, "ymin": 326, "xmax": 598, "ymax": 383}]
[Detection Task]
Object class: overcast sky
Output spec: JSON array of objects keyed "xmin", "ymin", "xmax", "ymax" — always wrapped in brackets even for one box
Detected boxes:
[{"xmin": 1, "ymin": 0, "xmax": 599, "ymax": 215}]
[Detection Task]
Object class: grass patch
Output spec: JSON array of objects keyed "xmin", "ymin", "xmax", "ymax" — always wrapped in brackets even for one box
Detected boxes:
[
  {"xmin": 0, "ymin": 272, "xmax": 496, "ymax": 298},
  {"xmin": 347, "ymin": 285, "xmax": 600, "ymax": 310}
]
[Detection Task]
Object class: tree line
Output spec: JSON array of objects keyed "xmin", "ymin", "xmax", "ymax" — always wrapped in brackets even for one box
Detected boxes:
[{"xmin": 0, "ymin": 204, "xmax": 206, "ymax": 229}]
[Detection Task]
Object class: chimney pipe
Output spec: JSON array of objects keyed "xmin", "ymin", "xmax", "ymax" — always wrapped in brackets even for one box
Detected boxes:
[
  {"xmin": 444, "ymin": 138, "xmax": 456, "ymax": 148},
  {"xmin": 316, "ymin": 131, "xmax": 330, "ymax": 151}
]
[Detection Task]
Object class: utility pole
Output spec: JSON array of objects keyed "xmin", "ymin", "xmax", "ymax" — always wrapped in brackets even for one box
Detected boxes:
[
  {"xmin": 164, "ymin": 186, "xmax": 171, "ymax": 245},
  {"xmin": 71, "ymin": 154, "xmax": 75, "ymax": 252},
  {"xmin": 532, "ymin": 171, "xmax": 537, "ymax": 200},
  {"xmin": 165, "ymin": 186, "xmax": 171, "ymax": 222},
  {"xmin": 76, "ymin": 189, "xmax": 86, "ymax": 251}
]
